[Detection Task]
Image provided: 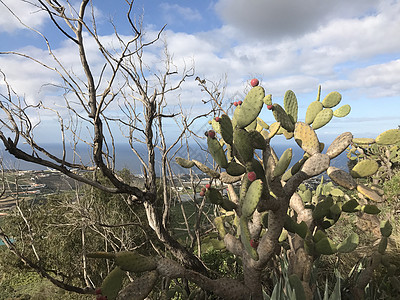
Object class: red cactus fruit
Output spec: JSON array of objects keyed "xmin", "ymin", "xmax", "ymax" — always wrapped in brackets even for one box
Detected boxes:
[
  {"xmin": 250, "ymin": 78, "xmax": 259, "ymax": 87},
  {"xmin": 215, "ymin": 116, "xmax": 220, "ymax": 122},
  {"xmin": 238, "ymin": 100, "xmax": 243, "ymax": 105},
  {"xmin": 233, "ymin": 101, "xmax": 238, "ymax": 106},
  {"xmin": 267, "ymin": 104, "xmax": 273, "ymax": 110},
  {"xmin": 208, "ymin": 130, "xmax": 216, "ymax": 139},
  {"xmin": 95, "ymin": 288, "xmax": 102, "ymax": 295},
  {"xmin": 250, "ymin": 239, "xmax": 259, "ymax": 248},
  {"xmin": 201, "ymin": 187, "xmax": 206, "ymax": 192},
  {"xmin": 205, "ymin": 184, "xmax": 211, "ymax": 189},
  {"xmin": 247, "ymin": 171, "xmax": 257, "ymax": 182},
  {"xmin": 199, "ymin": 191, "xmax": 205, "ymax": 197}
]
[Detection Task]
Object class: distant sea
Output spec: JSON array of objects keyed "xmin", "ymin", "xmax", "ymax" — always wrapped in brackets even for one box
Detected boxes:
[{"xmin": 0, "ymin": 140, "xmax": 349, "ymax": 175}]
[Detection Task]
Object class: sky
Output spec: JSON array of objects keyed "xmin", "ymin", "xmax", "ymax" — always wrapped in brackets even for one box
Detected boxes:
[{"xmin": 0, "ymin": 0, "xmax": 400, "ymax": 148}]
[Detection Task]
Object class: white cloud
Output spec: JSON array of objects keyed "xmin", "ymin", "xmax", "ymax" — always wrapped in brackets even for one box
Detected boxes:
[
  {"xmin": 214, "ymin": 0, "xmax": 380, "ymax": 40},
  {"xmin": 0, "ymin": 0, "xmax": 48, "ymax": 32}
]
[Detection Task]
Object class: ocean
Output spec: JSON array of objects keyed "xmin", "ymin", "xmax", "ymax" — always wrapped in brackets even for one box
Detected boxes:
[{"xmin": 0, "ymin": 139, "xmax": 349, "ymax": 175}]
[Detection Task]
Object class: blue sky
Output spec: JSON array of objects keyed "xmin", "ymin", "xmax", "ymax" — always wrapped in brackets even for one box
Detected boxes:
[{"xmin": 0, "ymin": 0, "xmax": 399, "ymax": 146}]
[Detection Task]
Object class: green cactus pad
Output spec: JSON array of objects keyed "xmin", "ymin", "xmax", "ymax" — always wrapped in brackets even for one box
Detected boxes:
[
  {"xmin": 361, "ymin": 204, "xmax": 381, "ymax": 215},
  {"xmin": 378, "ymin": 236, "xmax": 388, "ymax": 254},
  {"xmin": 301, "ymin": 153, "xmax": 330, "ymax": 177},
  {"xmin": 283, "ymin": 90, "xmax": 298, "ymax": 123},
  {"xmin": 315, "ymin": 237, "xmax": 337, "ymax": 255},
  {"xmin": 327, "ymin": 167, "xmax": 357, "ymax": 190},
  {"xmin": 294, "ymin": 122, "xmax": 320, "ymax": 156},
  {"xmin": 214, "ymin": 216, "xmax": 226, "ymax": 239},
  {"xmin": 242, "ymin": 179, "xmax": 264, "ymax": 218},
  {"xmin": 283, "ymin": 215, "xmax": 298, "ymax": 234},
  {"xmin": 326, "ymin": 132, "xmax": 353, "ymax": 159},
  {"xmin": 175, "ymin": 157, "xmax": 195, "ymax": 168},
  {"xmin": 221, "ymin": 197, "xmax": 237, "ymax": 211},
  {"xmin": 299, "ymin": 189, "xmax": 312, "ymax": 203},
  {"xmin": 207, "ymin": 136, "xmax": 228, "ymax": 168},
  {"xmin": 205, "ymin": 187, "xmax": 224, "ymax": 205},
  {"xmin": 342, "ymin": 199, "xmax": 360, "ymax": 213},
  {"xmin": 117, "ymin": 270, "xmax": 158, "ymax": 300},
  {"xmin": 312, "ymin": 108, "xmax": 333, "ymax": 130},
  {"xmin": 296, "ymin": 221, "xmax": 308, "ymax": 239},
  {"xmin": 263, "ymin": 94, "xmax": 272, "ymax": 106},
  {"xmin": 115, "ymin": 251, "xmax": 157, "ymax": 273},
  {"xmin": 356, "ymin": 184, "xmax": 383, "ymax": 202},
  {"xmin": 232, "ymin": 86, "xmax": 265, "ymax": 129},
  {"xmin": 376, "ymin": 129, "xmax": 400, "ymax": 145},
  {"xmin": 313, "ymin": 230, "xmax": 327, "ymax": 243},
  {"xmin": 240, "ymin": 217, "xmax": 259, "ymax": 261},
  {"xmin": 193, "ymin": 160, "xmax": 220, "ymax": 178},
  {"xmin": 272, "ymin": 103, "xmax": 295, "ymax": 132},
  {"xmin": 273, "ymin": 148, "xmax": 293, "ymax": 177},
  {"xmin": 226, "ymin": 161, "xmax": 246, "ymax": 176},
  {"xmin": 101, "ymin": 267, "xmax": 126, "ymax": 300},
  {"xmin": 233, "ymin": 128, "xmax": 254, "ymax": 163},
  {"xmin": 322, "ymin": 91, "xmax": 342, "ymax": 108},
  {"xmin": 282, "ymin": 155, "xmax": 309, "ymax": 182},
  {"xmin": 248, "ymin": 130, "xmax": 266, "ymax": 149},
  {"xmin": 305, "ymin": 101, "xmax": 323, "ymax": 124},
  {"xmin": 312, "ymin": 196, "xmax": 333, "ymax": 220},
  {"xmin": 352, "ymin": 138, "xmax": 375, "ymax": 145},
  {"xmin": 350, "ymin": 159, "xmax": 379, "ymax": 178},
  {"xmin": 249, "ymin": 158, "xmax": 266, "ymax": 180},
  {"xmin": 380, "ymin": 220, "xmax": 393, "ymax": 237},
  {"xmin": 219, "ymin": 114, "xmax": 234, "ymax": 144},
  {"xmin": 278, "ymin": 229, "xmax": 288, "ymax": 242},
  {"xmin": 219, "ymin": 172, "xmax": 242, "ymax": 183},
  {"xmin": 333, "ymin": 104, "xmax": 351, "ymax": 118},
  {"xmin": 337, "ymin": 233, "xmax": 359, "ymax": 253},
  {"xmin": 288, "ymin": 274, "xmax": 306, "ymax": 300}
]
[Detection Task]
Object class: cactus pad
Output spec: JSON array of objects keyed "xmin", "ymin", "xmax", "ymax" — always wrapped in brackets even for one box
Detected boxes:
[
  {"xmin": 375, "ymin": 129, "xmax": 400, "ymax": 145},
  {"xmin": 219, "ymin": 114, "xmax": 234, "ymax": 144},
  {"xmin": 219, "ymin": 172, "xmax": 242, "ymax": 183},
  {"xmin": 352, "ymin": 138, "xmax": 375, "ymax": 145},
  {"xmin": 263, "ymin": 94, "xmax": 272, "ymax": 106},
  {"xmin": 101, "ymin": 267, "xmax": 126, "ymax": 300},
  {"xmin": 283, "ymin": 90, "xmax": 298, "ymax": 123},
  {"xmin": 268, "ymin": 122, "xmax": 281, "ymax": 139},
  {"xmin": 175, "ymin": 157, "xmax": 195, "ymax": 168},
  {"xmin": 326, "ymin": 132, "xmax": 353, "ymax": 159},
  {"xmin": 205, "ymin": 187, "xmax": 223, "ymax": 205},
  {"xmin": 233, "ymin": 128, "xmax": 254, "ymax": 163},
  {"xmin": 226, "ymin": 161, "xmax": 246, "ymax": 176},
  {"xmin": 294, "ymin": 122, "xmax": 320, "ymax": 155},
  {"xmin": 301, "ymin": 153, "xmax": 330, "ymax": 177},
  {"xmin": 356, "ymin": 184, "xmax": 383, "ymax": 202},
  {"xmin": 333, "ymin": 104, "xmax": 351, "ymax": 117},
  {"xmin": 232, "ymin": 86, "xmax": 265, "ymax": 129},
  {"xmin": 380, "ymin": 220, "xmax": 393, "ymax": 237},
  {"xmin": 312, "ymin": 196, "xmax": 333, "ymax": 220},
  {"xmin": 327, "ymin": 166, "xmax": 357, "ymax": 190},
  {"xmin": 207, "ymin": 136, "xmax": 228, "ymax": 168},
  {"xmin": 322, "ymin": 91, "xmax": 341, "ymax": 108},
  {"xmin": 337, "ymin": 233, "xmax": 359, "ymax": 253},
  {"xmin": 242, "ymin": 179, "xmax": 264, "ymax": 218},
  {"xmin": 273, "ymin": 148, "xmax": 293, "ymax": 177},
  {"xmin": 305, "ymin": 101, "xmax": 323, "ymax": 124},
  {"xmin": 361, "ymin": 204, "xmax": 381, "ymax": 215},
  {"xmin": 272, "ymin": 104, "xmax": 295, "ymax": 132},
  {"xmin": 193, "ymin": 160, "xmax": 220, "ymax": 178},
  {"xmin": 115, "ymin": 251, "xmax": 157, "ymax": 273},
  {"xmin": 312, "ymin": 108, "xmax": 333, "ymax": 130},
  {"xmin": 315, "ymin": 237, "xmax": 337, "ymax": 255},
  {"xmin": 350, "ymin": 159, "xmax": 379, "ymax": 178},
  {"xmin": 240, "ymin": 217, "xmax": 259, "ymax": 260},
  {"xmin": 341, "ymin": 198, "xmax": 360, "ymax": 213},
  {"xmin": 248, "ymin": 130, "xmax": 266, "ymax": 149}
]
